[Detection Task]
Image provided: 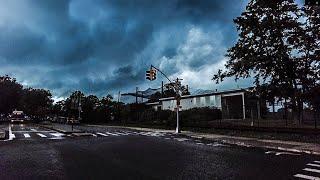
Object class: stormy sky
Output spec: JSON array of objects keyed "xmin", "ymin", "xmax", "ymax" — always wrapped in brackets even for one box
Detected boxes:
[{"xmin": 0, "ymin": 0, "xmax": 271, "ymax": 99}]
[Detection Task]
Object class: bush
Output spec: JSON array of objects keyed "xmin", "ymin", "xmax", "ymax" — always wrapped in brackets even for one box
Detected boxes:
[
  {"xmin": 122, "ymin": 107, "xmax": 222, "ymax": 128},
  {"xmin": 179, "ymin": 107, "xmax": 222, "ymax": 127}
]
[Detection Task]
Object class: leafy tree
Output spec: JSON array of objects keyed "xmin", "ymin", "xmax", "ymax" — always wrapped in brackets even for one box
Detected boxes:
[
  {"xmin": 148, "ymin": 92, "xmax": 162, "ymax": 102},
  {"xmin": 300, "ymin": 5, "xmax": 320, "ymax": 107},
  {"xmin": 64, "ymin": 91, "xmax": 85, "ymax": 119},
  {"xmin": 19, "ymin": 88, "xmax": 53, "ymax": 119},
  {"xmin": 0, "ymin": 75, "xmax": 23, "ymax": 114},
  {"xmin": 52, "ymin": 100, "xmax": 66, "ymax": 117},
  {"xmin": 81, "ymin": 95, "xmax": 99, "ymax": 122},
  {"xmin": 213, "ymin": 0, "xmax": 318, "ymax": 122}
]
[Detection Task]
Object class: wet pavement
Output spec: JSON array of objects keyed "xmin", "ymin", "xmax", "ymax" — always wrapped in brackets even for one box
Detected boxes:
[{"xmin": 0, "ymin": 123, "xmax": 320, "ymax": 179}]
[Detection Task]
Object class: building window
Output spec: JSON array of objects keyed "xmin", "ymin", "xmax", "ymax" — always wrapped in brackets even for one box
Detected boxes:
[{"xmin": 205, "ymin": 96, "xmax": 210, "ymax": 106}]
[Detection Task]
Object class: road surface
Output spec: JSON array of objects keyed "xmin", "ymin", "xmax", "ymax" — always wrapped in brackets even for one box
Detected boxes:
[{"xmin": 0, "ymin": 123, "xmax": 319, "ymax": 179}]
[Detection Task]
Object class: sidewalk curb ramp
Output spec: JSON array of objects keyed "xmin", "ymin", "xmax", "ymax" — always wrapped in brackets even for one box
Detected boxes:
[{"xmin": 37, "ymin": 124, "xmax": 84, "ymax": 134}]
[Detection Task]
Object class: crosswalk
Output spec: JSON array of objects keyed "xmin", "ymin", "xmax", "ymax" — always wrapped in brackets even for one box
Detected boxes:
[
  {"xmin": 9, "ymin": 130, "xmax": 170, "ymax": 140},
  {"xmin": 294, "ymin": 161, "xmax": 320, "ymax": 179},
  {"xmin": 95, "ymin": 131, "xmax": 168, "ymax": 137},
  {"xmin": 11, "ymin": 132, "xmax": 66, "ymax": 140}
]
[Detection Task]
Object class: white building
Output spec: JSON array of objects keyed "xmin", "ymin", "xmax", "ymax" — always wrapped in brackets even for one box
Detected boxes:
[{"xmin": 146, "ymin": 89, "xmax": 262, "ymax": 120}]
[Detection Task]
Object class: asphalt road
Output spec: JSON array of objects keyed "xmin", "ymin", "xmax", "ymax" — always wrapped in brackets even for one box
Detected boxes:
[{"xmin": 0, "ymin": 123, "xmax": 320, "ymax": 180}]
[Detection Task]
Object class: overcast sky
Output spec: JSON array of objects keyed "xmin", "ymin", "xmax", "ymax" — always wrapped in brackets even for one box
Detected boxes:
[{"xmin": 1, "ymin": 0, "xmax": 303, "ymax": 100}]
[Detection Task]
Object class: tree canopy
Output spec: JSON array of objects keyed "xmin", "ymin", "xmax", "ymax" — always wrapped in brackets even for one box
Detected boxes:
[{"xmin": 213, "ymin": 0, "xmax": 320, "ymax": 115}]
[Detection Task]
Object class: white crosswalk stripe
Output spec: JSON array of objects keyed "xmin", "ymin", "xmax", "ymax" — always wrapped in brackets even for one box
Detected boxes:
[
  {"xmin": 303, "ymin": 168, "xmax": 320, "ymax": 174},
  {"xmin": 294, "ymin": 161, "xmax": 320, "ymax": 179},
  {"xmin": 24, "ymin": 133, "xmax": 30, "ymax": 138},
  {"xmin": 105, "ymin": 132, "xmax": 120, "ymax": 136},
  {"xmin": 96, "ymin": 132, "xmax": 108, "ymax": 137},
  {"xmin": 307, "ymin": 163, "xmax": 320, "ymax": 168},
  {"xmin": 113, "ymin": 132, "xmax": 129, "ymax": 136},
  {"xmin": 50, "ymin": 133, "xmax": 64, "ymax": 137},
  {"xmin": 37, "ymin": 133, "xmax": 47, "ymax": 138},
  {"xmin": 294, "ymin": 174, "xmax": 320, "ymax": 180}
]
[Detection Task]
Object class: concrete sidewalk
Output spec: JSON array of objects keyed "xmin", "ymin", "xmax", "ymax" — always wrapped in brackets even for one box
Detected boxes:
[{"xmin": 87, "ymin": 124, "xmax": 320, "ymax": 155}]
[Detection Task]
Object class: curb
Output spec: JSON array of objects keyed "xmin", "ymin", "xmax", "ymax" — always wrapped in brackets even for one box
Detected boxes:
[
  {"xmin": 36, "ymin": 124, "xmax": 84, "ymax": 134},
  {"xmin": 104, "ymin": 125, "xmax": 320, "ymax": 156},
  {"xmin": 184, "ymin": 134, "xmax": 320, "ymax": 156}
]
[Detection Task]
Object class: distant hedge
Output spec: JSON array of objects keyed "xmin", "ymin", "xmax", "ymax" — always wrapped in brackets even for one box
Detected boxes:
[{"xmin": 120, "ymin": 107, "xmax": 222, "ymax": 127}]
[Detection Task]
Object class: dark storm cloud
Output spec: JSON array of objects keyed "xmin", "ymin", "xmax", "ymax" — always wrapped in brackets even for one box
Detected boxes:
[{"xmin": 0, "ymin": 0, "xmax": 248, "ymax": 98}]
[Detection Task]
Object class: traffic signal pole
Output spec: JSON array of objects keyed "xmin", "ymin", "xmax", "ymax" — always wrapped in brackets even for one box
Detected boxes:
[
  {"xmin": 146, "ymin": 65, "xmax": 183, "ymax": 133},
  {"xmin": 176, "ymin": 105, "xmax": 180, "ymax": 133}
]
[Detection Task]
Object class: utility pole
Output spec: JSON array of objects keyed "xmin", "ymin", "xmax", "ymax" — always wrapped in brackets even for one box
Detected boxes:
[
  {"xmin": 118, "ymin": 91, "xmax": 121, "ymax": 123},
  {"xmin": 161, "ymin": 81, "xmax": 164, "ymax": 98},
  {"xmin": 118, "ymin": 91, "xmax": 121, "ymax": 103},
  {"xmin": 173, "ymin": 78, "xmax": 182, "ymax": 133},
  {"xmin": 78, "ymin": 95, "xmax": 81, "ymax": 121},
  {"xmin": 136, "ymin": 87, "xmax": 138, "ymax": 104}
]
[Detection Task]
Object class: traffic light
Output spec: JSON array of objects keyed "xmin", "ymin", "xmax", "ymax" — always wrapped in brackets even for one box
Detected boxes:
[
  {"xmin": 151, "ymin": 69, "xmax": 156, "ymax": 80},
  {"xmin": 146, "ymin": 68, "xmax": 157, "ymax": 81},
  {"xmin": 146, "ymin": 70, "xmax": 151, "ymax": 80}
]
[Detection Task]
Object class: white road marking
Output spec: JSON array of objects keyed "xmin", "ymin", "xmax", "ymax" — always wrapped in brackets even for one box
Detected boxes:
[
  {"xmin": 303, "ymin": 168, "xmax": 320, "ymax": 174},
  {"xmin": 265, "ymin": 151, "xmax": 300, "ymax": 156},
  {"xmin": 8, "ymin": 124, "xmax": 15, "ymax": 140},
  {"xmin": 174, "ymin": 138, "xmax": 189, "ymax": 142},
  {"xmin": 50, "ymin": 133, "xmax": 64, "ymax": 137},
  {"xmin": 307, "ymin": 163, "xmax": 320, "ymax": 168},
  {"xmin": 114, "ymin": 132, "xmax": 129, "ymax": 135},
  {"xmin": 211, "ymin": 143, "xmax": 229, "ymax": 147},
  {"xmin": 294, "ymin": 174, "xmax": 320, "ymax": 180},
  {"xmin": 24, "ymin": 133, "xmax": 31, "ymax": 138},
  {"xmin": 96, "ymin": 132, "xmax": 108, "ymax": 137},
  {"xmin": 151, "ymin": 132, "xmax": 165, "ymax": 137},
  {"xmin": 105, "ymin": 132, "xmax": 120, "ymax": 136},
  {"xmin": 49, "ymin": 137, "xmax": 64, "ymax": 140},
  {"xmin": 31, "ymin": 128, "xmax": 37, "ymax": 132},
  {"xmin": 196, "ymin": 143, "xmax": 204, "ymax": 145},
  {"xmin": 139, "ymin": 132, "xmax": 150, "ymax": 136},
  {"xmin": 314, "ymin": 161, "xmax": 320, "ymax": 164},
  {"xmin": 37, "ymin": 133, "xmax": 47, "ymax": 138}
]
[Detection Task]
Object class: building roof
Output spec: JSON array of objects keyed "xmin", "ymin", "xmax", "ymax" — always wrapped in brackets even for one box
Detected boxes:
[
  {"xmin": 159, "ymin": 88, "xmax": 247, "ymax": 101},
  {"xmin": 145, "ymin": 102, "xmax": 161, "ymax": 106}
]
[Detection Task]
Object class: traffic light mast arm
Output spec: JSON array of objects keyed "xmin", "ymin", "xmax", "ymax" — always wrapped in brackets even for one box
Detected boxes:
[{"xmin": 150, "ymin": 65, "xmax": 172, "ymax": 84}]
